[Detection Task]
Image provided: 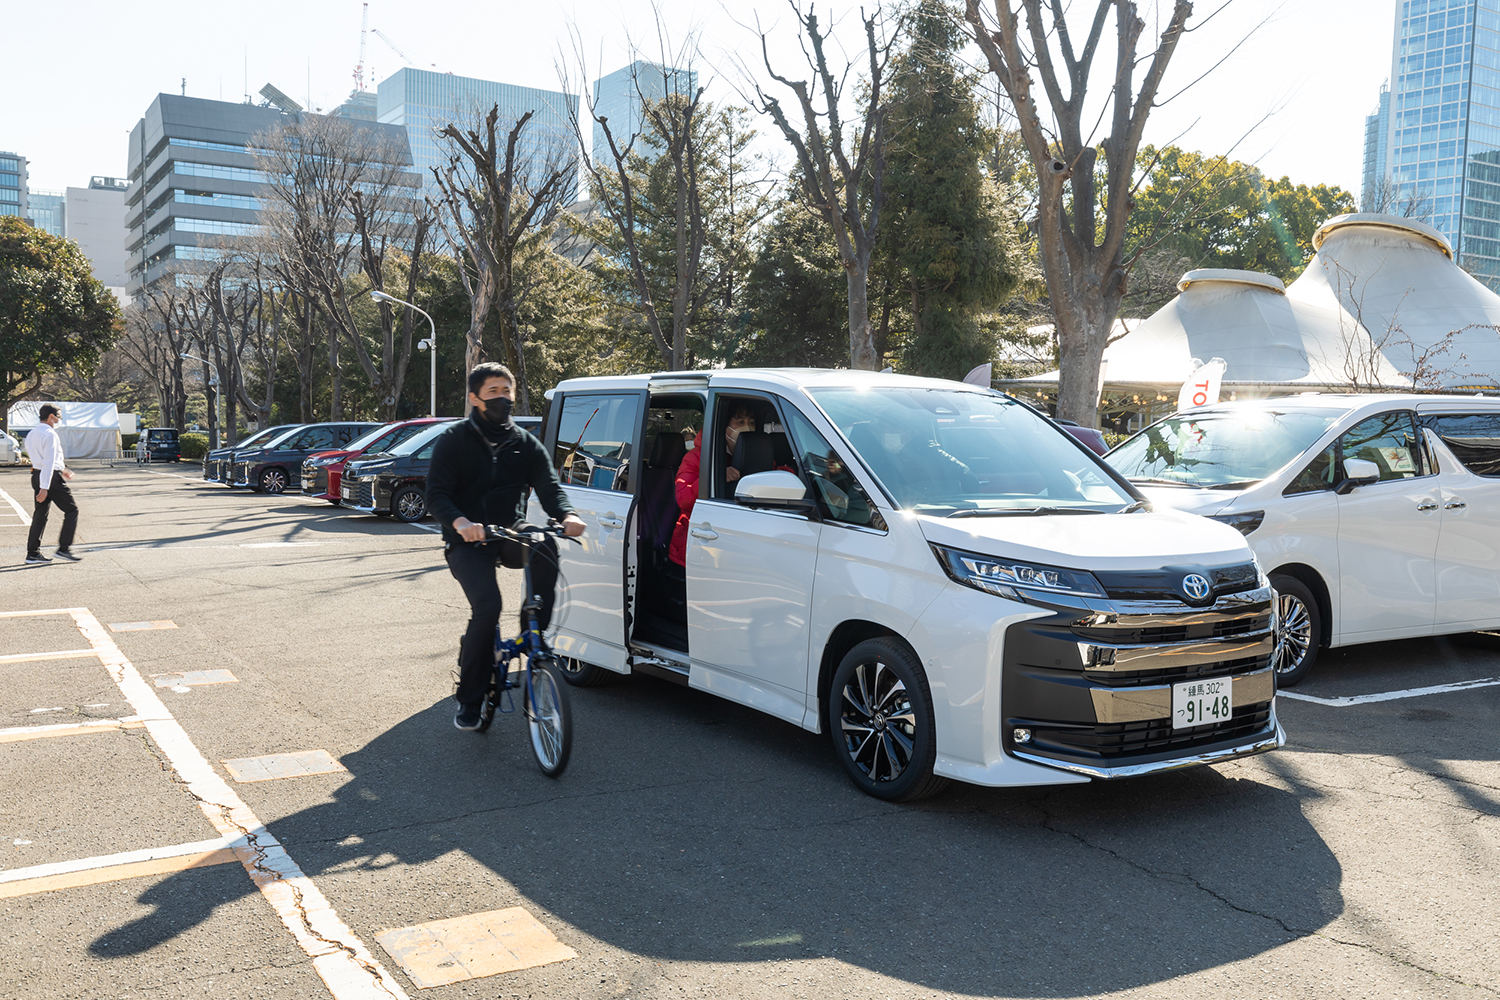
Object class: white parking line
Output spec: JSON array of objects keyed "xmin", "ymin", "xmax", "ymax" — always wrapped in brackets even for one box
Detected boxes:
[
  {"xmin": 1279, "ymin": 676, "xmax": 1500, "ymax": 707},
  {"xmin": 18, "ymin": 608, "xmax": 408, "ymax": 1000},
  {"xmin": 0, "ymin": 487, "xmax": 32, "ymax": 526},
  {"xmin": 0, "ymin": 834, "xmax": 248, "ymax": 885}
]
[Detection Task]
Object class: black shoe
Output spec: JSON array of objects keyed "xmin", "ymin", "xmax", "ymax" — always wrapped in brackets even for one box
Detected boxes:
[
  {"xmin": 24, "ymin": 552, "xmax": 51, "ymax": 564},
  {"xmin": 54, "ymin": 549, "xmax": 82, "ymax": 562},
  {"xmin": 453, "ymin": 703, "xmax": 482, "ymax": 731}
]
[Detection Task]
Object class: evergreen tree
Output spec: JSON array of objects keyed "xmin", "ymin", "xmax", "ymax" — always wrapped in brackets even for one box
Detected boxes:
[
  {"xmin": 739, "ymin": 184, "xmax": 848, "ymax": 367},
  {"xmin": 878, "ymin": 1, "xmax": 1020, "ymax": 380}
]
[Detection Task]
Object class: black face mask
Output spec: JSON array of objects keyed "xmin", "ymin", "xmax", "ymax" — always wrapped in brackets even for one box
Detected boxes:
[{"xmin": 479, "ymin": 396, "xmax": 513, "ymax": 426}]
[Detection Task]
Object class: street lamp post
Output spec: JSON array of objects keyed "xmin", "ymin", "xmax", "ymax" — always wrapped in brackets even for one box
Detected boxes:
[
  {"xmin": 181, "ymin": 352, "xmax": 221, "ymax": 449},
  {"xmin": 370, "ymin": 289, "xmax": 437, "ymax": 416}
]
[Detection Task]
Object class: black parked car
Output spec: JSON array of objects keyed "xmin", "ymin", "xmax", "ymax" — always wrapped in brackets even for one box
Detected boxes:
[
  {"xmin": 203, "ymin": 424, "xmax": 302, "ymax": 483},
  {"xmin": 340, "ymin": 417, "xmax": 540, "ymax": 522},
  {"xmin": 136, "ymin": 427, "xmax": 181, "ymax": 463},
  {"xmin": 232, "ymin": 422, "xmax": 379, "ymax": 494}
]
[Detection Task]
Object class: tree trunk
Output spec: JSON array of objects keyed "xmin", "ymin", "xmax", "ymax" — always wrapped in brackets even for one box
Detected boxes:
[{"xmin": 847, "ymin": 257, "xmax": 878, "ymax": 371}]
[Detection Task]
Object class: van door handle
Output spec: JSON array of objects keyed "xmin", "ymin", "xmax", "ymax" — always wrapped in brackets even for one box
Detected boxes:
[
  {"xmin": 598, "ymin": 514, "xmax": 625, "ymax": 529},
  {"xmin": 1444, "ymin": 500, "xmax": 1467, "ymax": 510},
  {"xmin": 689, "ymin": 523, "xmax": 718, "ymax": 540},
  {"xmin": 1417, "ymin": 500, "xmax": 1439, "ymax": 511}
]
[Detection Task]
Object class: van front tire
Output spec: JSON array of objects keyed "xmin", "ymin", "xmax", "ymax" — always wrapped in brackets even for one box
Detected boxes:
[
  {"xmin": 1270, "ymin": 574, "xmax": 1320, "ymax": 686},
  {"xmin": 827, "ymin": 638, "xmax": 947, "ymax": 802}
]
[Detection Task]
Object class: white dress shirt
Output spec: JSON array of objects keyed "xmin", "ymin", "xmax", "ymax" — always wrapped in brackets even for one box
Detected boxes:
[{"xmin": 25, "ymin": 422, "xmax": 66, "ymax": 484}]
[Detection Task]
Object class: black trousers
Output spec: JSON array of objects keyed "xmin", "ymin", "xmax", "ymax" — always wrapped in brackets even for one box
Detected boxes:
[
  {"xmin": 28, "ymin": 470, "xmax": 78, "ymax": 556},
  {"xmin": 445, "ymin": 536, "xmax": 560, "ymax": 706}
]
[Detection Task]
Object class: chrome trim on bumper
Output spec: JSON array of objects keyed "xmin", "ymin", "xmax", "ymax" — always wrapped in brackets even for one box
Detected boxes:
[
  {"xmin": 1015, "ymin": 716, "xmax": 1285, "ymax": 780},
  {"xmin": 1088, "ymin": 667, "xmax": 1275, "ymax": 724}
]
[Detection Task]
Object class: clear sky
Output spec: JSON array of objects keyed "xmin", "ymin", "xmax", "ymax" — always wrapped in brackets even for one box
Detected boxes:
[{"xmin": 6, "ymin": 0, "xmax": 1391, "ymax": 199}]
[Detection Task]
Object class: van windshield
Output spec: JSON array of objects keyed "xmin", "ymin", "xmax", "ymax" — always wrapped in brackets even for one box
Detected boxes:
[
  {"xmin": 808, "ymin": 387, "xmax": 1135, "ymax": 515},
  {"xmin": 1105, "ymin": 409, "xmax": 1343, "ymax": 488}
]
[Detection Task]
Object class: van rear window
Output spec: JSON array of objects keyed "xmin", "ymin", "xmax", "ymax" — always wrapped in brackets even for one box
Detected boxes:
[{"xmin": 1423, "ymin": 413, "xmax": 1500, "ymax": 477}]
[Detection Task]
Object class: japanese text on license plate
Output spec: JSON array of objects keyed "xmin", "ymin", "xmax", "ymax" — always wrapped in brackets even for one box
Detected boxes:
[{"xmin": 1171, "ymin": 676, "xmax": 1233, "ymax": 730}]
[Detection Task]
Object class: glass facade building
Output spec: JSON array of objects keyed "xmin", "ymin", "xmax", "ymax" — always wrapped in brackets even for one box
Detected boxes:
[
  {"xmin": 1362, "ymin": 84, "xmax": 1392, "ymax": 208},
  {"xmin": 125, "ymin": 94, "xmax": 418, "ymax": 295},
  {"xmin": 1370, "ymin": 0, "xmax": 1500, "ymax": 284},
  {"xmin": 591, "ymin": 61, "xmax": 698, "ymax": 168},
  {"xmin": 28, "ymin": 189, "xmax": 64, "ymax": 236},
  {"xmin": 376, "ymin": 68, "xmax": 577, "ymax": 192},
  {"xmin": 0, "ymin": 151, "xmax": 28, "ymax": 221}
]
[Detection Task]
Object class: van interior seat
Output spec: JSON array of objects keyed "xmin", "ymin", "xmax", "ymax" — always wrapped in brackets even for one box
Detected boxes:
[{"xmin": 638, "ymin": 431, "xmax": 687, "ymax": 552}]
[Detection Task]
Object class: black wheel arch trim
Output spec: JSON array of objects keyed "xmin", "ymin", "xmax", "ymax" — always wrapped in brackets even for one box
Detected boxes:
[{"xmin": 1268, "ymin": 563, "xmax": 1332, "ymax": 648}]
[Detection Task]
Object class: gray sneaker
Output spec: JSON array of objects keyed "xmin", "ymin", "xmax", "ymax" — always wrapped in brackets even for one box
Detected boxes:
[
  {"xmin": 453, "ymin": 703, "xmax": 483, "ymax": 731},
  {"xmin": 54, "ymin": 549, "xmax": 82, "ymax": 562},
  {"xmin": 24, "ymin": 552, "xmax": 51, "ymax": 564}
]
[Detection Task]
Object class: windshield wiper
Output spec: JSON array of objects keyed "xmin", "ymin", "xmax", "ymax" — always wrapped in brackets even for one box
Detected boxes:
[
  {"xmin": 1128, "ymin": 477, "xmax": 1199, "ymax": 488},
  {"xmin": 1206, "ymin": 480, "xmax": 1260, "ymax": 490},
  {"xmin": 1121, "ymin": 499, "xmax": 1150, "ymax": 513},
  {"xmin": 946, "ymin": 506, "xmax": 1106, "ymax": 518}
]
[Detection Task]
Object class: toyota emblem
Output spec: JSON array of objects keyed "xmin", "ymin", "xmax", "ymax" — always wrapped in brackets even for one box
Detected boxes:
[{"xmin": 1182, "ymin": 573, "xmax": 1212, "ymax": 602}]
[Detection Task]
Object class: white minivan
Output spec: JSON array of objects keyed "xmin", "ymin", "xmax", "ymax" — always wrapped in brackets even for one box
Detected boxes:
[
  {"xmin": 535, "ymin": 370, "xmax": 1282, "ymax": 800},
  {"xmin": 1106, "ymin": 393, "xmax": 1500, "ymax": 685}
]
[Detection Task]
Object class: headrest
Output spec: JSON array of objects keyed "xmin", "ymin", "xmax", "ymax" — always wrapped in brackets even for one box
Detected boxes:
[
  {"xmin": 648, "ymin": 431, "xmax": 687, "ymax": 469},
  {"xmin": 731, "ymin": 431, "xmax": 775, "ymax": 476}
]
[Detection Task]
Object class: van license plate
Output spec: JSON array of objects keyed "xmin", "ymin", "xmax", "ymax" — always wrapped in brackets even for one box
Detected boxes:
[{"xmin": 1171, "ymin": 677, "xmax": 1232, "ymax": 730}]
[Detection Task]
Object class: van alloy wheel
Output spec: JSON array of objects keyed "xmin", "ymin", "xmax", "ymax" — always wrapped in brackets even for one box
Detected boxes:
[
  {"xmin": 259, "ymin": 468, "xmax": 288, "ymax": 494},
  {"xmin": 1269, "ymin": 574, "xmax": 1320, "ymax": 686},
  {"xmin": 393, "ymin": 486, "xmax": 426, "ymax": 522},
  {"xmin": 827, "ymin": 638, "xmax": 947, "ymax": 802}
]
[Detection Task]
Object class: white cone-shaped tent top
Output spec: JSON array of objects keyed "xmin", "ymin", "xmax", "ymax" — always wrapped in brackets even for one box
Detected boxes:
[
  {"xmin": 1289, "ymin": 213, "xmax": 1500, "ymax": 389},
  {"xmin": 1019, "ymin": 267, "xmax": 1406, "ymax": 391}
]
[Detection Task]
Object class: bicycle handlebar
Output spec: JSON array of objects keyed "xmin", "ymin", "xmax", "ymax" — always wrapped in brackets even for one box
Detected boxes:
[{"xmin": 480, "ymin": 521, "xmax": 582, "ymax": 545}]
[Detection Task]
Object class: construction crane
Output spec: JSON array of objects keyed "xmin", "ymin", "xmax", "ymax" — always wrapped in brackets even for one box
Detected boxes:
[
  {"xmin": 352, "ymin": 3, "xmax": 369, "ymax": 91},
  {"xmin": 371, "ymin": 28, "xmax": 445, "ymax": 74}
]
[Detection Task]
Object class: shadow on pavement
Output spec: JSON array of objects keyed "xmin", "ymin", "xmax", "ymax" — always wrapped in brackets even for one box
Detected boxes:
[{"xmin": 91, "ymin": 675, "xmax": 1342, "ymax": 996}]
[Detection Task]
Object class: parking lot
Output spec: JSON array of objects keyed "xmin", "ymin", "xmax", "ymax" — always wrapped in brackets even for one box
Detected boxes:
[{"xmin": 2, "ymin": 462, "xmax": 1499, "ymax": 1000}]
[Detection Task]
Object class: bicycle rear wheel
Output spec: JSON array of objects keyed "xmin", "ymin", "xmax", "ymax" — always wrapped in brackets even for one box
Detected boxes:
[{"xmin": 526, "ymin": 658, "xmax": 572, "ymax": 777}]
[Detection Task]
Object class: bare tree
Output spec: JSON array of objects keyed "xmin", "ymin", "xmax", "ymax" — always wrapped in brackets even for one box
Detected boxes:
[
  {"xmin": 119, "ymin": 285, "xmax": 193, "ymax": 430},
  {"xmin": 561, "ymin": 21, "xmax": 732, "ymax": 371},
  {"xmin": 430, "ymin": 104, "xmax": 578, "ymax": 414},
  {"xmin": 1362, "ymin": 175, "xmax": 1436, "ymax": 222},
  {"xmin": 748, "ymin": 3, "xmax": 898, "ymax": 370},
  {"xmin": 254, "ymin": 113, "xmax": 432, "ymax": 420},
  {"xmin": 959, "ymin": 0, "xmax": 1196, "ymax": 423}
]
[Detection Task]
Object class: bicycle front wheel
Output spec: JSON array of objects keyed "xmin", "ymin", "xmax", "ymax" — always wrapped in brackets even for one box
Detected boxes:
[{"xmin": 526, "ymin": 658, "xmax": 572, "ymax": 777}]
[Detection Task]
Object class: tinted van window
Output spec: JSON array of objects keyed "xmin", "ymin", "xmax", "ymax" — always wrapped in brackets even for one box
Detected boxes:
[
  {"xmin": 555, "ymin": 394, "xmax": 638, "ymax": 492},
  {"xmin": 1424, "ymin": 412, "xmax": 1500, "ymax": 476},
  {"xmin": 1338, "ymin": 411, "xmax": 1424, "ymax": 481}
]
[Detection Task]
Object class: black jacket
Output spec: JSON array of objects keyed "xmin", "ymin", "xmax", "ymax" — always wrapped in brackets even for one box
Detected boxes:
[{"xmin": 426, "ymin": 415, "xmax": 575, "ymax": 545}]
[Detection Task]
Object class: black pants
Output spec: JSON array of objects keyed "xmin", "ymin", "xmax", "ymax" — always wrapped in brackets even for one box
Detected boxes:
[
  {"xmin": 28, "ymin": 470, "xmax": 78, "ymax": 556},
  {"xmin": 445, "ymin": 536, "xmax": 560, "ymax": 707}
]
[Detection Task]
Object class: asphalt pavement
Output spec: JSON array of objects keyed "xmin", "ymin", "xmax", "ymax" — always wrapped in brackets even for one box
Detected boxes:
[{"xmin": 2, "ymin": 462, "xmax": 1498, "ymax": 1000}]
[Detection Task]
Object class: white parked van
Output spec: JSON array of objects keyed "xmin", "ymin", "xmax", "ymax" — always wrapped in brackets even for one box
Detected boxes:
[
  {"xmin": 536, "ymin": 370, "xmax": 1282, "ymax": 800},
  {"xmin": 1106, "ymin": 393, "xmax": 1500, "ymax": 684}
]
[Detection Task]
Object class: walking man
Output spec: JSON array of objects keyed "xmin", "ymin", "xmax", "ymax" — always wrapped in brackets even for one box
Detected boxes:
[{"xmin": 25, "ymin": 404, "xmax": 81, "ymax": 564}]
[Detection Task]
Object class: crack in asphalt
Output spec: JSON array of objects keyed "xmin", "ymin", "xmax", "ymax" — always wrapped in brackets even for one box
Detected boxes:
[{"xmin": 1038, "ymin": 806, "xmax": 1500, "ymax": 996}]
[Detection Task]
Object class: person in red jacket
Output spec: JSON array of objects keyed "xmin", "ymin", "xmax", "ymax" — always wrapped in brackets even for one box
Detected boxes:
[{"xmin": 669, "ymin": 403, "xmax": 758, "ymax": 566}]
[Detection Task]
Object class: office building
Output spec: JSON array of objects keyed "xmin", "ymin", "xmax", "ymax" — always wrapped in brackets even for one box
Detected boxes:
[
  {"xmin": 1363, "ymin": 0, "xmax": 1500, "ymax": 285},
  {"xmin": 125, "ymin": 93, "xmax": 418, "ymax": 295},
  {"xmin": 0, "ymin": 151, "xmax": 27, "ymax": 221},
  {"xmin": 28, "ymin": 189, "xmax": 64, "ymax": 235},
  {"xmin": 376, "ymin": 68, "xmax": 576, "ymax": 191},
  {"xmin": 66, "ymin": 176, "xmax": 130, "ymax": 289},
  {"xmin": 591, "ymin": 61, "xmax": 698, "ymax": 167},
  {"xmin": 1360, "ymin": 82, "xmax": 1391, "ymax": 210},
  {"xmin": 334, "ymin": 89, "xmax": 378, "ymax": 121}
]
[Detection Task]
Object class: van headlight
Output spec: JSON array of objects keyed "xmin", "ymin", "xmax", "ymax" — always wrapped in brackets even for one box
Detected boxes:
[
  {"xmin": 932, "ymin": 545, "xmax": 1106, "ymax": 601},
  {"xmin": 1209, "ymin": 510, "xmax": 1265, "ymax": 536}
]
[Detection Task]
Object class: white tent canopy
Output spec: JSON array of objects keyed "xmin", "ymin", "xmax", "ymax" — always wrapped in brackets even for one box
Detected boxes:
[
  {"xmin": 1019, "ymin": 267, "xmax": 1406, "ymax": 391},
  {"xmin": 1291, "ymin": 214, "xmax": 1500, "ymax": 389},
  {"xmin": 8, "ymin": 401, "xmax": 123, "ymax": 460}
]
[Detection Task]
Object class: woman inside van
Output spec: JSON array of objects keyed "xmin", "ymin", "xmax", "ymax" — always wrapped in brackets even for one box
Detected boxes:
[{"xmin": 669, "ymin": 403, "xmax": 759, "ymax": 566}]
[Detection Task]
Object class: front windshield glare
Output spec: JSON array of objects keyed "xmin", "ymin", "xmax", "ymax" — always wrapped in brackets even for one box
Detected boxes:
[
  {"xmin": 1106, "ymin": 409, "xmax": 1342, "ymax": 488},
  {"xmin": 808, "ymin": 387, "xmax": 1134, "ymax": 515},
  {"xmin": 390, "ymin": 422, "xmax": 447, "ymax": 456}
]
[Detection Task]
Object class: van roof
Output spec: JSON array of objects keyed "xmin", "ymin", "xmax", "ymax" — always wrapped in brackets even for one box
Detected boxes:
[{"xmin": 553, "ymin": 368, "xmax": 1000, "ymax": 395}]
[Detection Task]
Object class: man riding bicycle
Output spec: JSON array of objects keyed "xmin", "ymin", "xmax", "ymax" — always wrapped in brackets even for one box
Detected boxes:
[{"xmin": 427, "ymin": 363, "xmax": 586, "ymax": 731}]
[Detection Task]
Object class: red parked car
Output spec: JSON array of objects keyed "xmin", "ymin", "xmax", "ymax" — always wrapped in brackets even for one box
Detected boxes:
[{"xmin": 300, "ymin": 418, "xmax": 452, "ymax": 504}]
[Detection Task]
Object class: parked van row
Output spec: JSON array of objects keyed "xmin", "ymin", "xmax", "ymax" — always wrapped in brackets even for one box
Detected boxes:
[{"xmin": 200, "ymin": 416, "xmax": 539, "ymax": 523}]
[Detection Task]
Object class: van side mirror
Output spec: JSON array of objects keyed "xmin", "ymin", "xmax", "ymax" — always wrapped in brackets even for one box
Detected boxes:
[
  {"xmin": 735, "ymin": 470, "xmax": 817, "ymax": 513},
  {"xmin": 1334, "ymin": 457, "xmax": 1381, "ymax": 495}
]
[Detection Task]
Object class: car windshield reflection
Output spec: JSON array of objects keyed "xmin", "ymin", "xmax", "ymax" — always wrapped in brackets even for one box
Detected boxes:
[
  {"xmin": 808, "ymin": 386, "xmax": 1135, "ymax": 516},
  {"xmin": 1106, "ymin": 409, "xmax": 1343, "ymax": 488}
]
